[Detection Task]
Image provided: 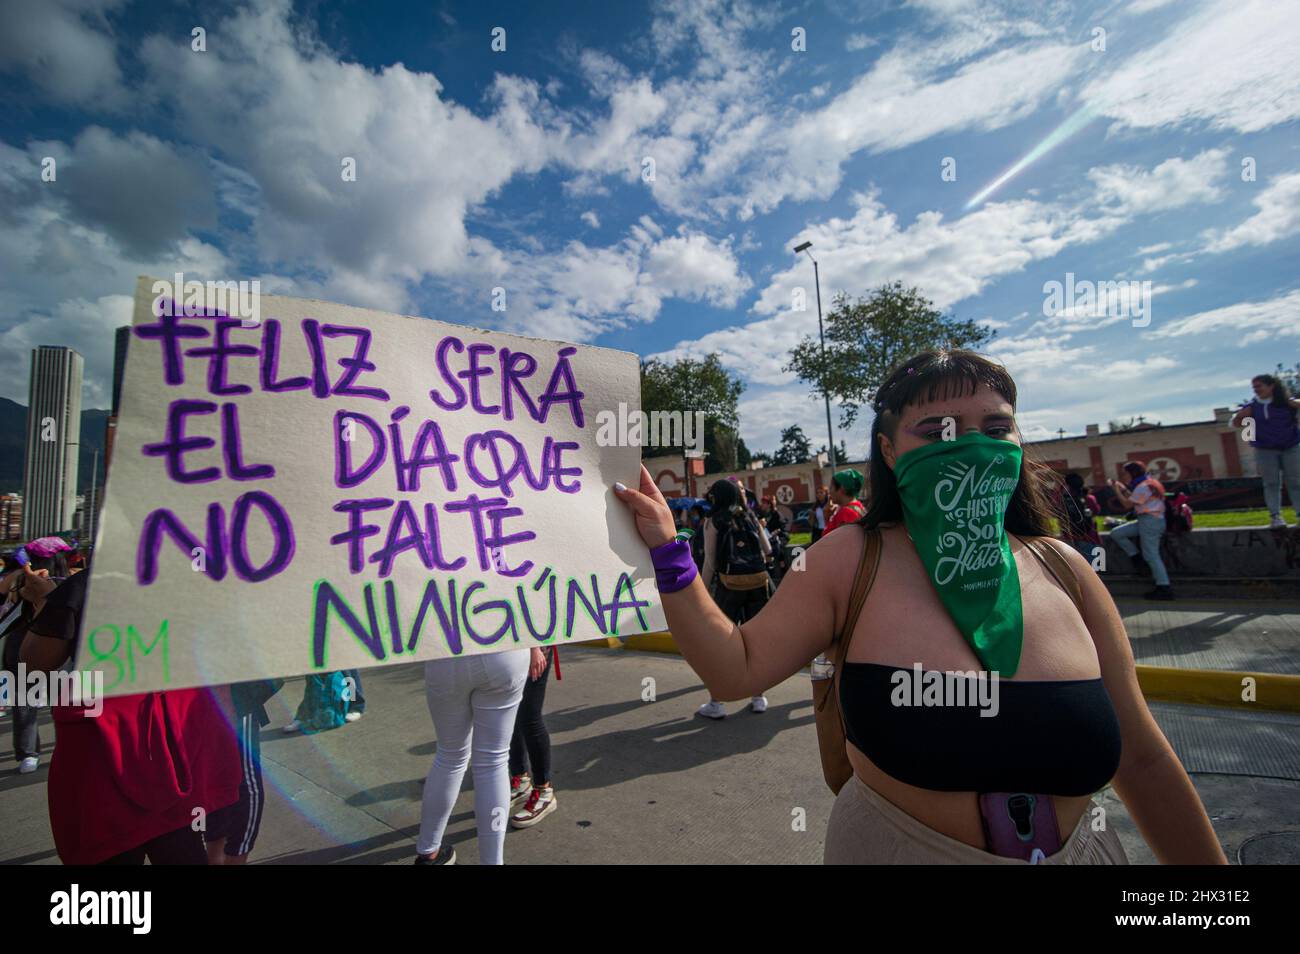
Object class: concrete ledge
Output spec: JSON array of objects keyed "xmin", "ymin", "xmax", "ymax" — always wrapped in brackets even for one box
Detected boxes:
[
  {"xmin": 1136, "ymin": 665, "xmax": 1300, "ymax": 714},
  {"xmin": 596, "ymin": 633, "xmax": 1300, "ymax": 713}
]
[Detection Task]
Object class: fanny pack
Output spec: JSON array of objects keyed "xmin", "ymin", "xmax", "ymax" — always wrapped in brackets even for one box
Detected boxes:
[{"xmin": 718, "ymin": 570, "xmax": 771, "ymax": 591}]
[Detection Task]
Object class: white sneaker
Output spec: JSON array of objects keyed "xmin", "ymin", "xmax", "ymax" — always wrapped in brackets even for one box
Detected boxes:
[
  {"xmin": 750, "ymin": 695, "xmax": 769, "ymax": 714},
  {"xmin": 695, "ymin": 700, "xmax": 727, "ymax": 720},
  {"xmin": 282, "ymin": 719, "xmax": 302, "ymax": 733},
  {"xmin": 1269, "ymin": 514, "xmax": 1287, "ymax": 529},
  {"xmin": 345, "ymin": 711, "xmax": 362, "ymax": 723},
  {"xmin": 18, "ymin": 757, "xmax": 39, "ymax": 774}
]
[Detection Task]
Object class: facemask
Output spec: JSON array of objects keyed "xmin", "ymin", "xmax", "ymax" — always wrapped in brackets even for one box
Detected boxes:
[{"xmin": 893, "ymin": 431, "xmax": 1025, "ymax": 676}]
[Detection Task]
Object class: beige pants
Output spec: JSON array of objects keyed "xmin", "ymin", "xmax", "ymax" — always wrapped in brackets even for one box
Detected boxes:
[{"xmin": 825, "ymin": 775, "xmax": 1129, "ymax": 865}]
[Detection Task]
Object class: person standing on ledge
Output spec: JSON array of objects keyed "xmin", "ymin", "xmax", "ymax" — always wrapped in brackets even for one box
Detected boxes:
[
  {"xmin": 1109, "ymin": 461, "xmax": 1174, "ymax": 602},
  {"xmin": 1232, "ymin": 374, "xmax": 1300, "ymax": 529}
]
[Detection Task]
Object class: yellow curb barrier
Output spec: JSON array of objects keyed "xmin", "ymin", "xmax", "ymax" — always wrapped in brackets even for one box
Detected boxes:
[
  {"xmin": 596, "ymin": 634, "xmax": 1300, "ymax": 714},
  {"xmin": 1135, "ymin": 665, "xmax": 1300, "ymax": 714}
]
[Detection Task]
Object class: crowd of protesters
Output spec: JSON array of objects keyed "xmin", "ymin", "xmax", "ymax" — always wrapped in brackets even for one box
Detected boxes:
[{"xmin": 2, "ymin": 367, "xmax": 1293, "ymax": 865}]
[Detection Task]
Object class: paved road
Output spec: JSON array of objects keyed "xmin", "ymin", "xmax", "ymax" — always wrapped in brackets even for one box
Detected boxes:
[{"xmin": 3, "ymin": 615, "xmax": 1298, "ymax": 864}]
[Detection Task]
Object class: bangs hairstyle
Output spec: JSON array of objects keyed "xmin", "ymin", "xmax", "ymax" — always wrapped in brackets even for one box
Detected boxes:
[{"xmin": 862, "ymin": 348, "xmax": 1060, "ymax": 536}]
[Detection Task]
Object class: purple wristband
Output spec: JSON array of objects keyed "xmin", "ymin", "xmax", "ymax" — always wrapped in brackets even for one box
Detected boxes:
[{"xmin": 649, "ymin": 539, "xmax": 697, "ymax": 593}]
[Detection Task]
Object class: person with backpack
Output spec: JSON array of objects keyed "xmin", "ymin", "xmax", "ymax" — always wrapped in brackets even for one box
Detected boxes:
[
  {"xmin": 615, "ymin": 348, "xmax": 1224, "ymax": 864},
  {"xmin": 824, "ymin": 470, "xmax": 867, "ymax": 533},
  {"xmin": 1232, "ymin": 374, "xmax": 1300, "ymax": 529},
  {"xmin": 1060, "ymin": 473, "xmax": 1102, "ymax": 564},
  {"xmin": 1109, "ymin": 461, "xmax": 1174, "ymax": 601},
  {"xmin": 694, "ymin": 478, "xmax": 772, "ymax": 719}
]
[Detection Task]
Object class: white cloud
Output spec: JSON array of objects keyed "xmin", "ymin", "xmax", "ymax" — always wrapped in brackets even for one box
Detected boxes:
[
  {"xmin": 1148, "ymin": 289, "xmax": 1300, "ymax": 346},
  {"xmin": 1202, "ymin": 171, "xmax": 1300, "ymax": 254},
  {"xmin": 1087, "ymin": 148, "xmax": 1229, "ymax": 215},
  {"xmin": 580, "ymin": 210, "xmax": 600, "ymax": 228},
  {"xmin": 1084, "ymin": 0, "xmax": 1300, "ymax": 134}
]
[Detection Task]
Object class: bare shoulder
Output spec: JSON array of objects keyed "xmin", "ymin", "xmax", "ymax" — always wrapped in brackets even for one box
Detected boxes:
[{"xmin": 803, "ymin": 524, "xmax": 871, "ymax": 625}]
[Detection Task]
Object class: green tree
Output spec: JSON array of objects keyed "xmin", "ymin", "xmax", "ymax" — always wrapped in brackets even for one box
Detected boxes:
[
  {"xmin": 771, "ymin": 425, "xmax": 813, "ymax": 466},
  {"xmin": 785, "ymin": 281, "xmax": 995, "ymax": 430},
  {"xmin": 640, "ymin": 354, "xmax": 744, "ymax": 464},
  {"xmin": 817, "ymin": 440, "xmax": 849, "ymax": 463}
]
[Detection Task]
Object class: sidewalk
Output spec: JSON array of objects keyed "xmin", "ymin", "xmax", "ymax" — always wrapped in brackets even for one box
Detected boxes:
[{"xmin": 3, "ymin": 622, "xmax": 1298, "ymax": 864}]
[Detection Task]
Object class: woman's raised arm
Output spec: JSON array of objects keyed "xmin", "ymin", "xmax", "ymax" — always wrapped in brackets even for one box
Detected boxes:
[{"xmin": 615, "ymin": 465, "xmax": 854, "ymax": 700}]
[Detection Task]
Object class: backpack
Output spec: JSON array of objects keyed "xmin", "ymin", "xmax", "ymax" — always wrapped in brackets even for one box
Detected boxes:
[
  {"xmin": 717, "ymin": 510, "xmax": 767, "ymax": 577},
  {"xmin": 1165, "ymin": 491, "xmax": 1194, "ymax": 534},
  {"xmin": 812, "ymin": 528, "xmax": 1084, "ymax": 795}
]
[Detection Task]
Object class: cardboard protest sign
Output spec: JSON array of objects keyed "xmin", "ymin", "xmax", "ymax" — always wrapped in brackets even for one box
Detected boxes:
[{"xmin": 79, "ymin": 276, "xmax": 664, "ymax": 695}]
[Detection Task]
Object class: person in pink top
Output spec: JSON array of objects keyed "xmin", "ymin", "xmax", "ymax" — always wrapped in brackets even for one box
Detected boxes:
[{"xmin": 1109, "ymin": 461, "xmax": 1173, "ymax": 601}]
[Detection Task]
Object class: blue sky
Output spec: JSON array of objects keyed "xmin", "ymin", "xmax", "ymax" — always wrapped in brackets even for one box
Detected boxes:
[{"xmin": 1, "ymin": 0, "xmax": 1297, "ymax": 457}]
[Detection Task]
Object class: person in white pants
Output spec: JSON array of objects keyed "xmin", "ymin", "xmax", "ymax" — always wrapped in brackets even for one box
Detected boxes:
[{"xmin": 415, "ymin": 649, "xmax": 529, "ymax": 865}]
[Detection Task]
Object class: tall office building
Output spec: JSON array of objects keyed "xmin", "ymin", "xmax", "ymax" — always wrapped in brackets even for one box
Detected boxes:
[
  {"xmin": 21, "ymin": 346, "xmax": 83, "ymax": 538},
  {"xmin": 112, "ymin": 325, "xmax": 130, "ymax": 415}
]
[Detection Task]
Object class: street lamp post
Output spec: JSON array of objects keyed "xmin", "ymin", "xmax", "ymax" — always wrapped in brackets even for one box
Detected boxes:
[{"xmin": 793, "ymin": 241, "xmax": 837, "ymax": 472}]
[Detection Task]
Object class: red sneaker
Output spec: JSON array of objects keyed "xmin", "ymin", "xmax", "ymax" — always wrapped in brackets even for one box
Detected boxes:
[{"xmin": 510, "ymin": 785, "xmax": 557, "ymax": 829}]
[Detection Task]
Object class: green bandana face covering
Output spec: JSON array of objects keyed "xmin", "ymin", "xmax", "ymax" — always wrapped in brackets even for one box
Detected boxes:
[{"xmin": 893, "ymin": 432, "xmax": 1025, "ymax": 676}]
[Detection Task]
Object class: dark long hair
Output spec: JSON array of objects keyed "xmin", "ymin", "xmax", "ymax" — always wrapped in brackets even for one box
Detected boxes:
[
  {"xmin": 1253, "ymin": 374, "xmax": 1297, "ymax": 421},
  {"xmin": 706, "ymin": 478, "xmax": 741, "ymax": 530},
  {"xmin": 861, "ymin": 348, "xmax": 1059, "ymax": 536}
]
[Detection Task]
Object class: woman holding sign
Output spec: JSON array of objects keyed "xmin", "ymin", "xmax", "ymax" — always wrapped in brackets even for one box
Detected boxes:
[{"xmin": 615, "ymin": 349, "xmax": 1225, "ymax": 864}]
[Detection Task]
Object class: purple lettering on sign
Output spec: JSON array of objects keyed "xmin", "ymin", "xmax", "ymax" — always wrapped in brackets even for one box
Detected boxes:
[
  {"xmin": 498, "ymin": 348, "xmax": 539, "ymax": 423},
  {"xmin": 259, "ymin": 319, "xmax": 311, "ymax": 393},
  {"xmin": 142, "ymin": 399, "xmax": 220, "ymax": 484},
  {"xmin": 221, "ymin": 403, "xmax": 274, "ymax": 481},
  {"xmin": 323, "ymin": 325, "xmax": 389, "ymax": 401},
  {"xmin": 186, "ymin": 318, "xmax": 257, "ymax": 396},
  {"xmin": 302, "ymin": 318, "xmax": 331, "ymax": 398},
  {"xmin": 334, "ymin": 410, "xmax": 386, "ymax": 489},
  {"xmin": 484, "ymin": 506, "xmax": 535, "ymax": 578},
  {"xmin": 430, "ymin": 336, "xmax": 467, "ymax": 411},
  {"xmin": 460, "ymin": 343, "xmax": 500, "ymax": 415},
  {"xmin": 228, "ymin": 491, "xmax": 295, "ymax": 582},
  {"xmin": 133, "ymin": 301, "xmax": 210, "ymax": 386},
  {"xmin": 538, "ymin": 346, "xmax": 585, "ymax": 427},
  {"xmin": 460, "ymin": 581, "xmax": 518, "ymax": 647},
  {"xmin": 330, "ymin": 498, "xmax": 393, "ymax": 574},
  {"xmin": 312, "ymin": 580, "xmax": 385, "ymax": 666},
  {"xmin": 136, "ymin": 504, "xmax": 228, "ymax": 585},
  {"xmin": 442, "ymin": 493, "xmax": 509, "ymax": 572}
]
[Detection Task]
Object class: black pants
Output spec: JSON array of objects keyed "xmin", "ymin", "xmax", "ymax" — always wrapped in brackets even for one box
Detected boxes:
[
  {"xmin": 206, "ymin": 712, "xmax": 265, "ymax": 857},
  {"xmin": 508, "ymin": 655, "xmax": 551, "ymax": 784},
  {"xmin": 715, "ymin": 582, "xmax": 770, "ymax": 625},
  {"xmin": 2, "ymin": 631, "xmax": 39, "ymax": 761},
  {"xmin": 100, "ymin": 824, "xmax": 208, "ymax": 865}
]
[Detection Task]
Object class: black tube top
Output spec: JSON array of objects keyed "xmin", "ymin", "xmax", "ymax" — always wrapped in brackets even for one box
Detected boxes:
[{"xmin": 839, "ymin": 663, "xmax": 1122, "ymax": 795}]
